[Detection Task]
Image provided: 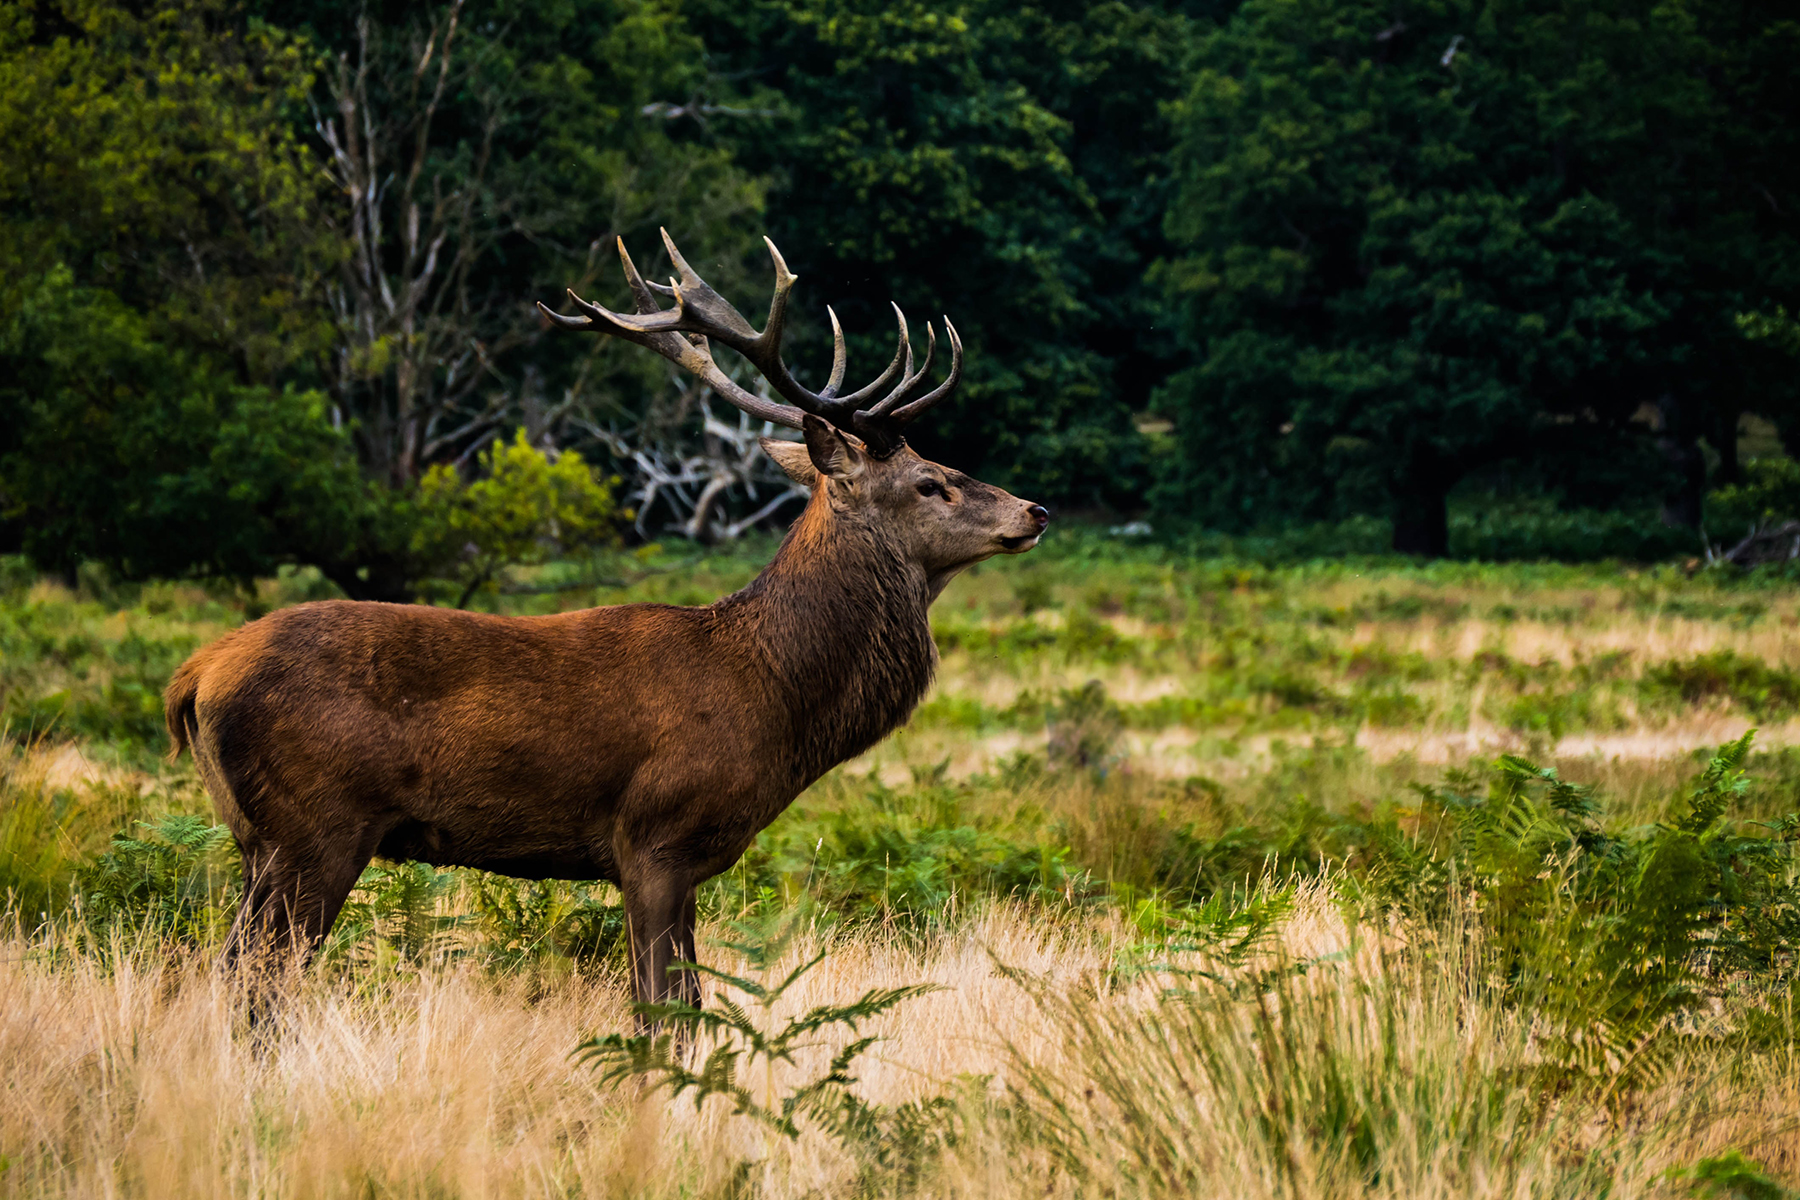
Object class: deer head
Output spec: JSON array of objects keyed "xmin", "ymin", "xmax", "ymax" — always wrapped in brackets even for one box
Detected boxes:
[{"xmin": 538, "ymin": 231, "xmax": 1048, "ymax": 588}]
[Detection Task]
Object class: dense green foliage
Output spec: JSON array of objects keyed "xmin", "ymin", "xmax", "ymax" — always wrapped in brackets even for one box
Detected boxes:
[
  {"xmin": 4, "ymin": 0, "xmax": 1794, "ymax": 578},
  {"xmin": 1380, "ymin": 734, "xmax": 1800, "ymax": 1068},
  {"xmin": 1157, "ymin": 0, "xmax": 1800, "ymax": 552},
  {"xmin": 412, "ymin": 430, "xmax": 623, "ymax": 607},
  {"xmin": 0, "ymin": 3, "xmax": 365, "ymax": 583},
  {"xmin": 0, "ymin": 0, "xmax": 728, "ymax": 596},
  {"xmin": 685, "ymin": 0, "xmax": 1193, "ymax": 502}
]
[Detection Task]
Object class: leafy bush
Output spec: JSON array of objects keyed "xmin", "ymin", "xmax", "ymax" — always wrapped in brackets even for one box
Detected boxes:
[
  {"xmin": 1448, "ymin": 496, "xmax": 1696, "ymax": 562},
  {"xmin": 466, "ymin": 874, "xmax": 627, "ymax": 973},
  {"xmin": 75, "ymin": 814, "xmax": 237, "ymax": 951},
  {"xmin": 328, "ymin": 861, "xmax": 461, "ymax": 965},
  {"xmin": 1044, "ymin": 680, "xmax": 1124, "ymax": 773},
  {"xmin": 1359, "ymin": 687, "xmax": 1425, "ymax": 727},
  {"xmin": 1677, "ymin": 1149, "xmax": 1794, "ymax": 1200},
  {"xmin": 1642, "ymin": 651, "xmax": 1800, "ymax": 720},
  {"xmin": 712, "ymin": 769, "xmax": 1084, "ymax": 932},
  {"xmin": 413, "ymin": 430, "xmax": 623, "ymax": 608},
  {"xmin": 1706, "ymin": 457, "xmax": 1800, "ymax": 540},
  {"xmin": 1378, "ymin": 734, "xmax": 1800, "ymax": 1075}
]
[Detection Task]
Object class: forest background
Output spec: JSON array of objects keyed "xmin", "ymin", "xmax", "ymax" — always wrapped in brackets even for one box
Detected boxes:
[
  {"xmin": 2, "ymin": 0, "xmax": 1798, "ymax": 596},
  {"xmin": 6, "ymin": 4, "xmax": 1800, "ymax": 1193}
]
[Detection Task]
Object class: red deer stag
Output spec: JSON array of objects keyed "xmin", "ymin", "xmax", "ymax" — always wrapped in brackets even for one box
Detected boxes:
[{"xmin": 164, "ymin": 231, "xmax": 1048, "ymax": 1005}]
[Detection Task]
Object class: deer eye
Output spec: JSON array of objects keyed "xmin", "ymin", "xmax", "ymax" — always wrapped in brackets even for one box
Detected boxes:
[{"xmin": 917, "ymin": 480, "xmax": 944, "ymax": 499}]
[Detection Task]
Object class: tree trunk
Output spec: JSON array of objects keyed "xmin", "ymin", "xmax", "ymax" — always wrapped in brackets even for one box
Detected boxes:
[
  {"xmin": 1713, "ymin": 405, "xmax": 1742, "ymax": 487},
  {"xmin": 1654, "ymin": 394, "xmax": 1705, "ymax": 529},
  {"xmin": 1392, "ymin": 466, "xmax": 1452, "ymax": 557},
  {"xmin": 316, "ymin": 555, "xmax": 416, "ymax": 604},
  {"xmin": 1392, "ymin": 493, "xmax": 1449, "ymax": 556}
]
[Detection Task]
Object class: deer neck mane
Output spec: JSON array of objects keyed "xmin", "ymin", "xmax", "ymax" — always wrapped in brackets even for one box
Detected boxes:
[{"xmin": 722, "ymin": 495, "xmax": 938, "ymax": 778}]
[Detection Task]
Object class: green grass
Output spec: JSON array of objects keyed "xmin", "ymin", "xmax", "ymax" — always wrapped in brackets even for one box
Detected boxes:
[
  {"xmin": 5, "ymin": 543, "xmax": 1800, "ymax": 1196},
  {"xmin": 12, "ymin": 540, "xmax": 1800, "ymax": 932}
]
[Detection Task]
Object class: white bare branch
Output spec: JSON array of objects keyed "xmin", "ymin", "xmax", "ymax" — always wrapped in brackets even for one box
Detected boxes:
[{"xmin": 577, "ymin": 382, "xmax": 807, "ymax": 544}]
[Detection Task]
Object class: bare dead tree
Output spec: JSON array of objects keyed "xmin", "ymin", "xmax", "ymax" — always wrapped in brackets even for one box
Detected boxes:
[
  {"xmin": 579, "ymin": 377, "xmax": 808, "ymax": 542},
  {"xmin": 313, "ymin": 1, "xmax": 529, "ymax": 485},
  {"xmin": 1705, "ymin": 520, "xmax": 1800, "ymax": 567}
]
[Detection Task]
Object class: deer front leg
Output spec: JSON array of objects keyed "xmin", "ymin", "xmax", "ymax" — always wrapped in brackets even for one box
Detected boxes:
[
  {"xmin": 622, "ymin": 865, "xmax": 694, "ymax": 1014},
  {"xmin": 677, "ymin": 885, "xmax": 700, "ymax": 1006}
]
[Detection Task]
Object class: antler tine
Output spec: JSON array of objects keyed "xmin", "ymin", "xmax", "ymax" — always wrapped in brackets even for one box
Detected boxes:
[
  {"xmin": 657, "ymin": 227, "xmax": 758, "ymax": 340},
  {"xmin": 819, "ymin": 306, "xmax": 848, "ymax": 400},
  {"xmin": 649, "ymin": 230, "xmax": 846, "ymax": 418},
  {"xmin": 883, "ymin": 318, "xmax": 963, "ymax": 427},
  {"xmin": 863, "ymin": 321, "xmax": 936, "ymax": 419},
  {"xmin": 828, "ymin": 303, "xmax": 911, "ymax": 408},
  {"xmin": 755, "ymin": 236, "xmax": 799, "ymax": 382},
  {"xmin": 536, "ymin": 298, "xmax": 593, "ymax": 330},
  {"xmin": 537, "ymin": 257, "xmax": 805, "ymax": 430},
  {"xmin": 540, "ymin": 234, "xmax": 968, "ymax": 449},
  {"xmin": 615, "ymin": 237, "xmax": 665, "ymax": 316},
  {"xmin": 552, "ymin": 285, "xmax": 687, "ymax": 336}
]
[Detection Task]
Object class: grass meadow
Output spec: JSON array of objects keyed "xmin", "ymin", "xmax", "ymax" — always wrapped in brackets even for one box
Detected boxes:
[{"xmin": 3, "ymin": 533, "xmax": 1799, "ymax": 1198}]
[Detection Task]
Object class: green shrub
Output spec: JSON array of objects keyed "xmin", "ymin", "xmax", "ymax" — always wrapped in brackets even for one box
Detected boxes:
[
  {"xmin": 1010, "ymin": 573, "xmax": 1056, "ymax": 614},
  {"xmin": 75, "ymin": 813, "xmax": 238, "ymax": 951},
  {"xmin": 1706, "ymin": 458, "xmax": 1800, "ymax": 540},
  {"xmin": 1448, "ymin": 495, "xmax": 1696, "ymax": 562},
  {"xmin": 1359, "ymin": 687, "xmax": 1425, "ymax": 728},
  {"xmin": 709, "ymin": 769, "xmax": 1085, "ymax": 931},
  {"xmin": 1676, "ymin": 1149, "xmax": 1793, "ymax": 1200},
  {"xmin": 412, "ymin": 430, "xmax": 623, "ymax": 609},
  {"xmin": 1642, "ymin": 651, "xmax": 1800, "ymax": 720},
  {"xmin": 466, "ymin": 874, "xmax": 627, "ymax": 973},
  {"xmin": 1378, "ymin": 734, "xmax": 1800, "ymax": 1076},
  {"xmin": 576, "ymin": 916, "xmax": 959, "ymax": 1191},
  {"xmin": 329, "ymin": 861, "xmax": 461, "ymax": 965},
  {"xmin": 1045, "ymin": 680, "xmax": 1124, "ymax": 772}
]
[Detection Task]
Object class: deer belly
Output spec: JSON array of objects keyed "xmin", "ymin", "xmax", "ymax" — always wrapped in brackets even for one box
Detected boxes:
[{"xmin": 376, "ymin": 817, "xmax": 618, "ymax": 882}]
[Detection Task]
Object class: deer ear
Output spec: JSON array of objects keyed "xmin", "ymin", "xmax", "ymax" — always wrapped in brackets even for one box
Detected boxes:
[
  {"xmin": 800, "ymin": 413, "xmax": 867, "ymax": 480},
  {"xmin": 760, "ymin": 436, "xmax": 817, "ymax": 486}
]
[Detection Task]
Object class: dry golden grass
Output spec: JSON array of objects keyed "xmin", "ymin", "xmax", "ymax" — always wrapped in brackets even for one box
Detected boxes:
[
  {"xmin": 4, "ymin": 890, "xmax": 1794, "ymax": 1198},
  {"xmin": 0, "ymin": 908, "xmax": 1102, "ymax": 1198}
]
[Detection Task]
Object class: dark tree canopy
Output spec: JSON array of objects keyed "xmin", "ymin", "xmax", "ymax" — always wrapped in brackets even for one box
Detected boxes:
[
  {"xmin": 2, "ymin": 0, "xmax": 1797, "ymax": 581},
  {"xmin": 685, "ymin": 0, "xmax": 1192, "ymax": 504},
  {"xmin": 1156, "ymin": 0, "xmax": 1800, "ymax": 553}
]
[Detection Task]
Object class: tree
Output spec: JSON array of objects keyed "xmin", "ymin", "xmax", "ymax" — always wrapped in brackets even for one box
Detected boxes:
[
  {"xmin": 412, "ymin": 429, "xmax": 622, "ymax": 608},
  {"xmin": 293, "ymin": 0, "xmax": 767, "ymax": 494},
  {"xmin": 0, "ymin": 0, "xmax": 340, "ymax": 379},
  {"xmin": 683, "ymin": 0, "xmax": 1194, "ymax": 505},
  {"xmin": 0, "ymin": 0, "xmax": 366, "ymax": 583},
  {"xmin": 0, "ymin": 0, "xmax": 767, "ymax": 594},
  {"xmin": 1158, "ymin": 0, "xmax": 1800, "ymax": 554},
  {"xmin": 0, "ymin": 268, "xmax": 369, "ymax": 585}
]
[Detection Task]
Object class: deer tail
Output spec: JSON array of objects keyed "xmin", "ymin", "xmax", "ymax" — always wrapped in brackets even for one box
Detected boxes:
[{"xmin": 163, "ymin": 654, "xmax": 205, "ymax": 763}]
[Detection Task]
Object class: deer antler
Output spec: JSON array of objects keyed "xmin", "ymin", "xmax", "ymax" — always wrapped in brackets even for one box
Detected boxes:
[{"xmin": 537, "ymin": 230, "xmax": 962, "ymax": 457}]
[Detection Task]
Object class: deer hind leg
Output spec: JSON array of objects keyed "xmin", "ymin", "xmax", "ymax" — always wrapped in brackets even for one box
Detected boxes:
[
  {"xmin": 227, "ymin": 839, "xmax": 295, "ymax": 971},
  {"xmin": 228, "ymin": 819, "xmax": 391, "ymax": 971},
  {"xmin": 623, "ymin": 866, "xmax": 696, "ymax": 1015}
]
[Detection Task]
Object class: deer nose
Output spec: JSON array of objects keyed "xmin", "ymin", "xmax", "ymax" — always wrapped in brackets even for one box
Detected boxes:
[{"xmin": 1027, "ymin": 504, "xmax": 1049, "ymax": 530}]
